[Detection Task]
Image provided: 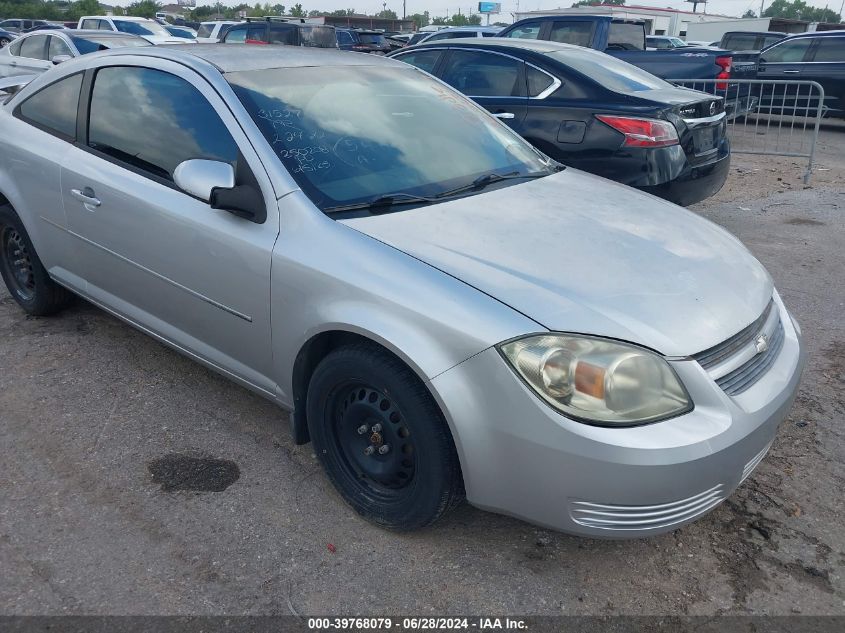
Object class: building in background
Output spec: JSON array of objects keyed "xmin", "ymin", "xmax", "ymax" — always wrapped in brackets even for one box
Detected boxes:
[
  {"xmin": 511, "ymin": 5, "xmax": 733, "ymax": 38},
  {"xmin": 305, "ymin": 14, "xmax": 417, "ymax": 32}
]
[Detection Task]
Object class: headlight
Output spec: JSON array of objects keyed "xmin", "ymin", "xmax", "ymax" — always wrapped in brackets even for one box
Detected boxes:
[{"xmin": 499, "ymin": 334, "xmax": 692, "ymax": 426}]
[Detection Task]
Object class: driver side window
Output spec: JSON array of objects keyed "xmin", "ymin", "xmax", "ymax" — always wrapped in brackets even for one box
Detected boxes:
[
  {"xmin": 87, "ymin": 66, "xmax": 239, "ymax": 183},
  {"xmin": 762, "ymin": 39, "xmax": 812, "ymax": 63}
]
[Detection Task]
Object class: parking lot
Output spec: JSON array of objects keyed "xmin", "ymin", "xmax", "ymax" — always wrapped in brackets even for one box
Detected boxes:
[{"xmin": 0, "ymin": 119, "xmax": 842, "ymax": 616}]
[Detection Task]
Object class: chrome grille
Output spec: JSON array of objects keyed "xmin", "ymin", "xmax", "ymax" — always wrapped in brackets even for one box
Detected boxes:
[
  {"xmin": 716, "ymin": 320, "xmax": 785, "ymax": 396},
  {"xmin": 692, "ymin": 299, "xmax": 784, "ymax": 396},
  {"xmin": 569, "ymin": 484, "xmax": 725, "ymax": 531},
  {"xmin": 694, "ymin": 300, "xmax": 773, "ymax": 370}
]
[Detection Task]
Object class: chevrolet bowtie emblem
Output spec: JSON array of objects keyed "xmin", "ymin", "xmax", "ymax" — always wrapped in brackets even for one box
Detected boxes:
[{"xmin": 755, "ymin": 334, "xmax": 769, "ymax": 354}]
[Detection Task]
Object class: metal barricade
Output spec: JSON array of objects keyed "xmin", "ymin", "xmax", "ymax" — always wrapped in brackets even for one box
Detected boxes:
[{"xmin": 668, "ymin": 79, "xmax": 825, "ymax": 184}]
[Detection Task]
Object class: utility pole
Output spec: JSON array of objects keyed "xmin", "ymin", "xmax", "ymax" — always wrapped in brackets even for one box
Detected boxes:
[
  {"xmin": 760, "ymin": 0, "xmax": 765, "ymax": 18},
  {"xmin": 403, "ymin": 0, "xmax": 406, "ymax": 19}
]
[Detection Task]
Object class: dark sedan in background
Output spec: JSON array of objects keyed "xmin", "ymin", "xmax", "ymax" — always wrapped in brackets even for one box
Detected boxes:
[
  {"xmin": 391, "ymin": 38, "xmax": 729, "ymax": 206},
  {"xmin": 336, "ymin": 29, "xmax": 391, "ymax": 54}
]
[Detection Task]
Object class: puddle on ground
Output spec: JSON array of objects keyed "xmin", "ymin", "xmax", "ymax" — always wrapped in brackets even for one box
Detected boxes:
[{"xmin": 148, "ymin": 453, "xmax": 240, "ymax": 492}]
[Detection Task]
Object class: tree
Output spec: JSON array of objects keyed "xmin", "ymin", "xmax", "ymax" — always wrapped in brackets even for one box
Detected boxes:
[
  {"xmin": 126, "ymin": 0, "xmax": 162, "ymax": 19},
  {"xmin": 763, "ymin": 0, "xmax": 840, "ymax": 22},
  {"xmin": 408, "ymin": 11, "xmax": 430, "ymax": 28},
  {"xmin": 377, "ymin": 9, "xmax": 398, "ymax": 20},
  {"xmin": 742, "ymin": 9, "xmax": 756, "ymax": 18},
  {"xmin": 289, "ymin": 2, "xmax": 304, "ymax": 16}
]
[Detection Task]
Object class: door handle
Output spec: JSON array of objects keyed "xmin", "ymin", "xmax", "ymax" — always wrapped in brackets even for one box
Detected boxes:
[
  {"xmin": 70, "ymin": 187, "xmax": 101, "ymax": 208},
  {"xmin": 493, "ymin": 112, "xmax": 515, "ymax": 120},
  {"xmin": 782, "ymin": 70, "xmax": 800, "ymax": 74}
]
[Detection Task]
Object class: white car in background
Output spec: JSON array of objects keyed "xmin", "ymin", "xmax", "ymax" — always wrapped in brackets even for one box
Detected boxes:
[
  {"xmin": 76, "ymin": 16, "xmax": 192, "ymax": 45},
  {"xmin": 195, "ymin": 21, "xmax": 240, "ymax": 43},
  {"xmin": 417, "ymin": 26, "xmax": 501, "ymax": 44}
]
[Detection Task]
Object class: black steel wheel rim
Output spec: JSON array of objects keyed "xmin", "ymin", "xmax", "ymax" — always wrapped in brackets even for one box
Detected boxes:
[
  {"xmin": 329, "ymin": 382, "xmax": 416, "ymax": 498},
  {"xmin": 1, "ymin": 227, "xmax": 35, "ymax": 301}
]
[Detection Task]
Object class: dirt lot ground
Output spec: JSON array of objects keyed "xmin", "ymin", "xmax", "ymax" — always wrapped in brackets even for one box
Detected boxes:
[{"xmin": 1, "ymin": 122, "xmax": 843, "ymax": 617}]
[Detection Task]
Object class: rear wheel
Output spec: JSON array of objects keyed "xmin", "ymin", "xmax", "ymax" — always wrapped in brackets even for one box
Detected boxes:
[
  {"xmin": 0, "ymin": 204, "xmax": 73, "ymax": 315},
  {"xmin": 0, "ymin": 37, "xmax": 11, "ymax": 48},
  {"xmin": 306, "ymin": 342, "xmax": 464, "ymax": 530}
]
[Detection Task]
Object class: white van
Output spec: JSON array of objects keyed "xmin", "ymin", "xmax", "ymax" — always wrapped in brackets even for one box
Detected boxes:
[{"xmin": 77, "ymin": 16, "xmax": 192, "ymax": 45}]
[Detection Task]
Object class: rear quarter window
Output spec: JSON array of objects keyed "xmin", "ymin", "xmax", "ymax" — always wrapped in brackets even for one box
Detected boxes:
[{"xmin": 15, "ymin": 72, "xmax": 83, "ymax": 138}]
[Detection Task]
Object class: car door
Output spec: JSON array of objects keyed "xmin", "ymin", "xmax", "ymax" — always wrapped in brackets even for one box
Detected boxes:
[
  {"xmin": 757, "ymin": 37, "xmax": 815, "ymax": 113},
  {"xmin": 758, "ymin": 37, "xmax": 813, "ymax": 78},
  {"xmin": 803, "ymin": 35, "xmax": 845, "ymax": 116},
  {"xmin": 6, "ymin": 34, "xmax": 52, "ymax": 75},
  {"xmin": 438, "ymin": 48, "xmax": 529, "ymax": 131},
  {"xmin": 60, "ymin": 60, "xmax": 280, "ymax": 394}
]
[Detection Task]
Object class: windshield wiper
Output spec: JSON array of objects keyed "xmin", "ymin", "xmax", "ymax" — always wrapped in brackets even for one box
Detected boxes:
[
  {"xmin": 323, "ymin": 193, "xmax": 439, "ymax": 214},
  {"xmin": 434, "ymin": 170, "xmax": 556, "ymax": 199},
  {"xmin": 322, "ymin": 167, "xmax": 563, "ymax": 215}
]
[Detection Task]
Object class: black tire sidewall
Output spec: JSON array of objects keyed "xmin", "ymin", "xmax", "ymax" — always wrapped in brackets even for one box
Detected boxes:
[
  {"xmin": 306, "ymin": 345, "xmax": 462, "ymax": 530},
  {"xmin": 0, "ymin": 205, "xmax": 63, "ymax": 314}
]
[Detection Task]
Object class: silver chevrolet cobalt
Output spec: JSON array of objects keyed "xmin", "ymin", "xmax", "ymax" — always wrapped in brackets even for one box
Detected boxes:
[{"xmin": 0, "ymin": 46, "xmax": 804, "ymax": 536}]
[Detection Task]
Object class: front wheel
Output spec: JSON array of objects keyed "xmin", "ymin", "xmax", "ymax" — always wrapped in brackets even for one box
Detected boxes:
[
  {"xmin": 306, "ymin": 343, "xmax": 464, "ymax": 530},
  {"xmin": 0, "ymin": 37, "xmax": 11, "ymax": 48},
  {"xmin": 0, "ymin": 204, "xmax": 73, "ymax": 315}
]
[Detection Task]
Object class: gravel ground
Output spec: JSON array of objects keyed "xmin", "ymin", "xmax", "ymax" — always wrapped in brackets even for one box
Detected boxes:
[{"xmin": 1, "ymin": 122, "xmax": 843, "ymax": 617}]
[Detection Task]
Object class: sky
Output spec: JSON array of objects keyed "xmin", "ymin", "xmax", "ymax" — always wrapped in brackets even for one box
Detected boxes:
[{"xmin": 145, "ymin": 0, "xmax": 845, "ymax": 21}]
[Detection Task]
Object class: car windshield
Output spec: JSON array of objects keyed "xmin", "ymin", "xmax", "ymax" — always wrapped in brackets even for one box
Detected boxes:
[
  {"xmin": 227, "ymin": 65, "xmax": 552, "ymax": 211},
  {"xmin": 71, "ymin": 34, "xmax": 152, "ymax": 53},
  {"xmin": 113, "ymin": 19, "xmax": 170, "ymax": 37},
  {"xmin": 358, "ymin": 33, "xmax": 386, "ymax": 45},
  {"xmin": 547, "ymin": 48, "xmax": 670, "ymax": 93}
]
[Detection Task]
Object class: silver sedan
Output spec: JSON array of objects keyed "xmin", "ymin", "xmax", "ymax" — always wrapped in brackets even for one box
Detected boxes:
[{"xmin": 0, "ymin": 45, "xmax": 804, "ymax": 536}]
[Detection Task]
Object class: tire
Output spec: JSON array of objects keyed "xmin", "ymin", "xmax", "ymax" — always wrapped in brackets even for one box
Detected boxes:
[
  {"xmin": 0, "ymin": 38, "xmax": 11, "ymax": 49},
  {"xmin": 0, "ymin": 204, "xmax": 73, "ymax": 315},
  {"xmin": 306, "ymin": 342, "xmax": 464, "ymax": 530}
]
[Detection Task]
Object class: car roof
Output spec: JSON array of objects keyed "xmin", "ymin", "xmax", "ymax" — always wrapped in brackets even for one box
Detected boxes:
[
  {"xmin": 783, "ymin": 29, "xmax": 845, "ymax": 39},
  {"xmin": 95, "ymin": 43, "xmax": 399, "ymax": 73},
  {"xmin": 722, "ymin": 31, "xmax": 786, "ymax": 36},
  {"xmin": 412, "ymin": 37, "xmax": 577, "ymax": 54},
  {"xmin": 65, "ymin": 29, "xmax": 145, "ymax": 37},
  {"xmin": 81, "ymin": 15, "xmax": 151, "ymax": 22}
]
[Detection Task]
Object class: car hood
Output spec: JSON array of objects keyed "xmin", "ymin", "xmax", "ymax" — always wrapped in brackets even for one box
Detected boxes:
[{"xmin": 340, "ymin": 169, "xmax": 773, "ymax": 357}]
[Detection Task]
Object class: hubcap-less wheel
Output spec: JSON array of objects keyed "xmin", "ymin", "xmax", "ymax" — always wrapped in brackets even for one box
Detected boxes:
[
  {"xmin": 332, "ymin": 384, "xmax": 416, "ymax": 496},
  {"xmin": 2, "ymin": 227, "xmax": 36, "ymax": 301}
]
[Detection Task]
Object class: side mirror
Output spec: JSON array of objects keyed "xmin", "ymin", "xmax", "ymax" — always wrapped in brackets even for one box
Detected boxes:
[
  {"xmin": 173, "ymin": 158, "xmax": 266, "ymax": 224},
  {"xmin": 51, "ymin": 54, "xmax": 72, "ymax": 65},
  {"xmin": 174, "ymin": 159, "xmax": 235, "ymax": 203}
]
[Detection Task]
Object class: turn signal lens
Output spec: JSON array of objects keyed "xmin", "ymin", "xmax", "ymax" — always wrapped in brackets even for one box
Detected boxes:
[
  {"xmin": 499, "ymin": 334, "xmax": 692, "ymax": 426},
  {"xmin": 595, "ymin": 115, "xmax": 679, "ymax": 148}
]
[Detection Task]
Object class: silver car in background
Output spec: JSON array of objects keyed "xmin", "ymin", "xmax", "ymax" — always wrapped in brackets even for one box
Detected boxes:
[
  {"xmin": 0, "ymin": 30, "xmax": 150, "ymax": 78},
  {"xmin": 0, "ymin": 46, "xmax": 804, "ymax": 536}
]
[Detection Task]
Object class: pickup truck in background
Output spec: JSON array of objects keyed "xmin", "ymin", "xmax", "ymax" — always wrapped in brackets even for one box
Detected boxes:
[
  {"xmin": 718, "ymin": 31, "xmax": 787, "ymax": 80},
  {"xmin": 498, "ymin": 15, "xmax": 733, "ymax": 84}
]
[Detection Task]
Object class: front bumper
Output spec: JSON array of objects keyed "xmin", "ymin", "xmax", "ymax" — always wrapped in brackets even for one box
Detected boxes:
[{"xmin": 429, "ymin": 299, "xmax": 804, "ymax": 538}]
